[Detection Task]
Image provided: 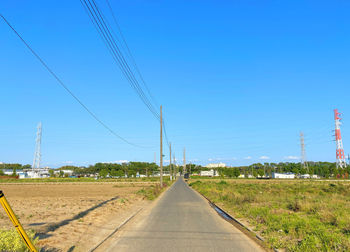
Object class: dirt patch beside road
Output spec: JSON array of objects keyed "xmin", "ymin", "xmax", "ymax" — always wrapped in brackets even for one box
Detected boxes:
[{"xmin": 0, "ymin": 183, "xmax": 153, "ymax": 251}]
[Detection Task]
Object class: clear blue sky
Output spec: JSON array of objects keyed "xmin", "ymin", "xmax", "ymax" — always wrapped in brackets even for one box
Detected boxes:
[{"xmin": 1, "ymin": 0, "xmax": 350, "ymax": 167}]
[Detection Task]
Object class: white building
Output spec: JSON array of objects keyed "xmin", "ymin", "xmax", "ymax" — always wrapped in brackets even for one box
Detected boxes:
[
  {"xmin": 54, "ymin": 170, "xmax": 74, "ymax": 176},
  {"xmin": 206, "ymin": 163, "xmax": 226, "ymax": 168},
  {"xmin": 300, "ymin": 174, "xmax": 320, "ymax": 179},
  {"xmin": 3, "ymin": 169, "xmax": 30, "ymax": 179},
  {"xmin": 27, "ymin": 169, "xmax": 50, "ymax": 178},
  {"xmin": 200, "ymin": 169, "xmax": 219, "ymax": 177},
  {"xmin": 272, "ymin": 172, "xmax": 295, "ymax": 179},
  {"xmin": 3, "ymin": 169, "xmax": 20, "ymax": 176},
  {"xmin": 300, "ymin": 174, "xmax": 310, "ymax": 179}
]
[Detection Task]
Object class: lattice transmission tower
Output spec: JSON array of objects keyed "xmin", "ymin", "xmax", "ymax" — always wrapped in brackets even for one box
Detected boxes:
[
  {"xmin": 334, "ymin": 109, "xmax": 346, "ymax": 168},
  {"xmin": 300, "ymin": 132, "xmax": 308, "ymax": 170},
  {"xmin": 32, "ymin": 122, "xmax": 42, "ymax": 170}
]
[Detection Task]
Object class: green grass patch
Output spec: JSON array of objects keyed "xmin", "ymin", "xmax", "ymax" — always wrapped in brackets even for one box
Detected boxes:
[
  {"xmin": 0, "ymin": 229, "xmax": 38, "ymax": 251},
  {"xmin": 189, "ymin": 179, "xmax": 350, "ymax": 251},
  {"xmin": 137, "ymin": 181, "xmax": 173, "ymax": 200}
]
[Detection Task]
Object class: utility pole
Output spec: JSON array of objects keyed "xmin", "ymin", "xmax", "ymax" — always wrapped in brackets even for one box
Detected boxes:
[
  {"xmin": 183, "ymin": 147, "xmax": 186, "ymax": 175},
  {"xmin": 154, "ymin": 152, "xmax": 156, "ymax": 164},
  {"xmin": 169, "ymin": 143, "xmax": 172, "ymax": 181},
  {"xmin": 160, "ymin": 105, "xmax": 163, "ymax": 187},
  {"xmin": 173, "ymin": 154, "xmax": 176, "ymax": 179},
  {"xmin": 300, "ymin": 132, "xmax": 308, "ymax": 171}
]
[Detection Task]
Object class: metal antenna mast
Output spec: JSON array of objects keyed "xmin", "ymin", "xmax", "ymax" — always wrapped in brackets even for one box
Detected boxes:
[
  {"xmin": 32, "ymin": 122, "xmax": 42, "ymax": 170},
  {"xmin": 300, "ymin": 132, "xmax": 308, "ymax": 170},
  {"xmin": 334, "ymin": 109, "xmax": 346, "ymax": 168}
]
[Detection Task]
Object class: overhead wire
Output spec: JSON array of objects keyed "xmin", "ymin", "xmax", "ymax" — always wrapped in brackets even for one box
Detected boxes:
[
  {"xmin": 104, "ymin": 0, "xmax": 159, "ymax": 108},
  {"xmin": 81, "ymin": 0, "xmax": 172, "ymax": 148},
  {"xmin": 80, "ymin": 0, "xmax": 160, "ymax": 121},
  {"xmin": 0, "ymin": 14, "xmax": 144, "ymax": 148}
]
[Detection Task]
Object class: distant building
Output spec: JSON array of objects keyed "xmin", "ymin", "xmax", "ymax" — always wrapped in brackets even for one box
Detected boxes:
[
  {"xmin": 54, "ymin": 170, "xmax": 73, "ymax": 176},
  {"xmin": 206, "ymin": 163, "xmax": 226, "ymax": 168},
  {"xmin": 300, "ymin": 174, "xmax": 310, "ymax": 179},
  {"xmin": 272, "ymin": 172, "xmax": 295, "ymax": 179},
  {"xmin": 300, "ymin": 174, "xmax": 320, "ymax": 179},
  {"xmin": 27, "ymin": 169, "xmax": 50, "ymax": 178},
  {"xmin": 3, "ymin": 169, "xmax": 22, "ymax": 176},
  {"xmin": 18, "ymin": 172, "xmax": 28, "ymax": 179},
  {"xmin": 200, "ymin": 169, "xmax": 219, "ymax": 177}
]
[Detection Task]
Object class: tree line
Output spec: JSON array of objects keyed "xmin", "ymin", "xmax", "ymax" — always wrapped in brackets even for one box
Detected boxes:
[{"xmin": 0, "ymin": 161, "xmax": 349, "ymax": 179}]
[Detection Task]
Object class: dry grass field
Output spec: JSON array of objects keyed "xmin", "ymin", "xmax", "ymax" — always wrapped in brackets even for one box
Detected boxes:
[
  {"xmin": 190, "ymin": 179, "xmax": 350, "ymax": 251},
  {"xmin": 0, "ymin": 182, "xmax": 159, "ymax": 251}
]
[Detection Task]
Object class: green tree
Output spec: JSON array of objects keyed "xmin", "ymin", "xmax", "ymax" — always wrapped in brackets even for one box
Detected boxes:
[
  {"xmin": 12, "ymin": 167, "xmax": 16, "ymax": 177},
  {"xmin": 233, "ymin": 168, "xmax": 240, "ymax": 178},
  {"xmin": 257, "ymin": 169, "xmax": 264, "ymax": 177},
  {"xmin": 99, "ymin": 168, "xmax": 109, "ymax": 178}
]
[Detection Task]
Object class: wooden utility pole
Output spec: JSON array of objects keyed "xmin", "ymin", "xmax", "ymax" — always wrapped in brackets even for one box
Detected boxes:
[
  {"xmin": 169, "ymin": 142, "xmax": 172, "ymax": 181},
  {"xmin": 173, "ymin": 154, "xmax": 176, "ymax": 179},
  {"xmin": 160, "ymin": 105, "xmax": 163, "ymax": 188},
  {"xmin": 183, "ymin": 147, "xmax": 186, "ymax": 175}
]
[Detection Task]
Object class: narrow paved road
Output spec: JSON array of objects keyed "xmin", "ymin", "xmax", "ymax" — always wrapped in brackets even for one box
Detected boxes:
[{"xmin": 106, "ymin": 178, "xmax": 264, "ymax": 252}]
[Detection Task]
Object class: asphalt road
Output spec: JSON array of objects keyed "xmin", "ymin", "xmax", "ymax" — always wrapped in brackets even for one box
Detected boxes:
[{"xmin": 105, "ymin": 178, "xmax": 264, "ymax": 252}]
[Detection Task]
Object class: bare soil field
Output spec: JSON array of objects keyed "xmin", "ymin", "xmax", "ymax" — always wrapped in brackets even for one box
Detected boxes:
[{"xmin": 0, "ymin": 183, "xmax": 155, "ymax": 251}]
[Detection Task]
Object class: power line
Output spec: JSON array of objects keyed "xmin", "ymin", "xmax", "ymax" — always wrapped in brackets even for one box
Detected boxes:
[
  {"xmin": 0, "ymin": 14, "xmax": 143, "ymax": 148},
  {"xmin": 87, "ymin": 0, "xmax": 160, "ymax": 120},
  {"xmin": 163, "ymin": 119, "xmax": 170, "ymax": 147},
  {"xmin": 80, "ymin": 0, "xmax": 160, "ymax": 121},
  {"xmin": 104, "ymin": 0, "xmax": 159, "ymax": 109},
  {"xmin": 81, "ymin": 0, "xmax": 172, "ymax": 149}
]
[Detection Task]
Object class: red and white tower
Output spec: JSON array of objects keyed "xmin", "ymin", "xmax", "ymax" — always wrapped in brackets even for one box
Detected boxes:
[{"xmin": 334, "ymin": 109, "xmax": 346, "ymax": 168}]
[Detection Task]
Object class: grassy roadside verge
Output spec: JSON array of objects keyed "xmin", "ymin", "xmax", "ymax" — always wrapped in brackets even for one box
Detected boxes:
[
  {"xmin": 136, "ymin": 180, "xmax": 174, "ymax": 200},
  {"xmin": 189, "ymin": 179, "xmax": 350, "ymax": 251}
]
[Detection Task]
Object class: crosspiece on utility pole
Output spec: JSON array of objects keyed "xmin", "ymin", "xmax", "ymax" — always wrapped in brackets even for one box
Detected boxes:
[{"xmin": 160, "ymin": 105, "xmax": 163, "ymax": 187}]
